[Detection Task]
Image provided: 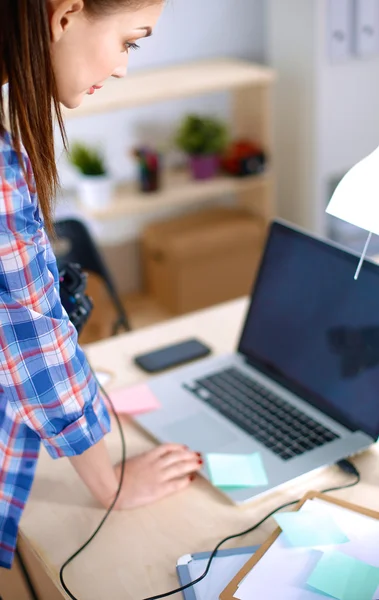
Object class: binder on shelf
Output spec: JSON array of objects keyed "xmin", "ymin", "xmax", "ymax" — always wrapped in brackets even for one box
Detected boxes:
[
  {"xmin": 354, "ymin": 0, "xmax": 379, "ymax": 58},
  {"xmin": 328, "ymin": 0, "xmax": 354, "ymax": 62}
]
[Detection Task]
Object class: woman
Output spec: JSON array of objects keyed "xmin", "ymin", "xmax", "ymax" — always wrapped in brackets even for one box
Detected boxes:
[{"xmin": 0, "ymin": 0, "xmax": 202, "ymax": 570}]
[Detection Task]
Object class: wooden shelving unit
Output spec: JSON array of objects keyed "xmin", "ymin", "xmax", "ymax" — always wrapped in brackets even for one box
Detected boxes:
[
  {"xmin": 64, "ymin": 59, "xmax": 275, "ymax": 118},
  {"xmin": 81, "ymin": 169, "xmax": 273, "ymax": 220},
  {"xmin": 65, "ymin": 58, "xmax": 276, "ymax": 223}
]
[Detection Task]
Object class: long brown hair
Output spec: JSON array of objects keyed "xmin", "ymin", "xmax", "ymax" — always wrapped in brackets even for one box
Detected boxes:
[{"xmin": 0, "ymin": 0, "xmax": 160, "ymax": 233}]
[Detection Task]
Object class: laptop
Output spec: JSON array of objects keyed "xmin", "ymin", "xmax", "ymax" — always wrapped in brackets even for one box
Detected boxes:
[{"xmin": 135, "ymin": 220, "xmax": 379, "ymax": 503}]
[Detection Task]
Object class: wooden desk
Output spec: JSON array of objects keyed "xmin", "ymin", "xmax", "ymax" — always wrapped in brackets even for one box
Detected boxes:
[{"xmin": 16, "ymin": 299, "xmax": 379, "ymax": 600}]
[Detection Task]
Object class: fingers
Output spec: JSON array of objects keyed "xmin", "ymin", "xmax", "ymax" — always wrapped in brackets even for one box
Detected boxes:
[
  {"xmin": 146, "ymin": 445, "xmax": 203, "ymax": 484},
  {"xmin": 163, "ymin": 456, "xmax": 202, "ymax": 482},
  {"xmin": 148, "ymin": 443, "xmax": 190, "ymax": 460},
  {"xmin": 160, "ymin": 475, "xmax": 193, "ymax": 498},
  {"xmin": 159, "ymin": 449, "xmax": 201, "ymax": 470},
  {"xmin": 115, "ymin": 447, "xmax": 202, "ymax": 509}
]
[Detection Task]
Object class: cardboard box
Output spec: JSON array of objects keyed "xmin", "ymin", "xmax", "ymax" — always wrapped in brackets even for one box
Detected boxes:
[{"xmin": 142, "ymin": 207, "xmax": 266, "ymax": 315}]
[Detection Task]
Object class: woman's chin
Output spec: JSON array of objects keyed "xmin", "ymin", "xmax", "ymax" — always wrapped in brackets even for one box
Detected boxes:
[{"xmin": 60, "ymin": 94, "xmax": 86, "ymax": 110}]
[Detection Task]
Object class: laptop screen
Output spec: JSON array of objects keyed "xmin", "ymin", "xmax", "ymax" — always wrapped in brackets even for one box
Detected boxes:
[{"xmin": 239, "ymin": 221, "xmax": 379, "ymax": 439}]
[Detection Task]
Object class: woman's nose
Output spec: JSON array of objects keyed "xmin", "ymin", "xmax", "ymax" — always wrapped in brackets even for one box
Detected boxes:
[{"xmin": 112, "ymin": 64, "xmax": 128, "ymax": 79}]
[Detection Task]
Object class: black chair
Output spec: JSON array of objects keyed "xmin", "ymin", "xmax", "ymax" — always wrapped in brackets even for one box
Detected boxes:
[{"xmin": 54, "ymin": 218, "xmax": 131, "ymax": 335}]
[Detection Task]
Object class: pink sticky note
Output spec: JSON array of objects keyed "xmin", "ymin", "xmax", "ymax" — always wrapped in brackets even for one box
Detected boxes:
[{"xmin": 106, "ymin": 383, "xmax": 161, "ymax": 416}]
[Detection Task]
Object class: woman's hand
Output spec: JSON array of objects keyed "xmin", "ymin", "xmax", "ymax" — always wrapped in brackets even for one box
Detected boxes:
[{"xmin": 110, "ymin": 444, "xmax": 203, "ymax": 509}]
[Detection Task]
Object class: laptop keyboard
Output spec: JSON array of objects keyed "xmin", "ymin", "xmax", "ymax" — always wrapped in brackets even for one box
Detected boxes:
[{"xmin": 183, "ymin": 367, "xmax": 340, "ymax": 461}]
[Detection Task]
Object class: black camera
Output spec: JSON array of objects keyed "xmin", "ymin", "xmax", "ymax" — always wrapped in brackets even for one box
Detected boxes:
[{"xmin": 59, "ymin": 263, "xmax": 93, "ymax": 335}]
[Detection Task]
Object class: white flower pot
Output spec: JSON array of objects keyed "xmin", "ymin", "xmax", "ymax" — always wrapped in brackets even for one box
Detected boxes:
[{"xmin": 77, "ymin": 175, "xmax": 114, "ymax": 210}]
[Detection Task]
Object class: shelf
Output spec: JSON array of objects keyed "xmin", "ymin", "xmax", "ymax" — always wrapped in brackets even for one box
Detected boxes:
[
  {"xmin": 80, "ymin": 169, "xmax": 272, "ymax": 220},
  {"xmin": 64, "ymin": 59, "xmax": 275, "ymax": 119}
]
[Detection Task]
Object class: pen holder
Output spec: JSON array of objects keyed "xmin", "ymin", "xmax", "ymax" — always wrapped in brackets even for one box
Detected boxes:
[{"xmin": 134, "ymin": 148, "xmax": 162, "ymax": 194}]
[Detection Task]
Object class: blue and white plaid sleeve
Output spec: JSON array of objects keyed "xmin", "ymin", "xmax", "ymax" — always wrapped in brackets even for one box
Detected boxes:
[{"xmin": 0, "ymin": 158, "xmax": 111, "ymax": 459}]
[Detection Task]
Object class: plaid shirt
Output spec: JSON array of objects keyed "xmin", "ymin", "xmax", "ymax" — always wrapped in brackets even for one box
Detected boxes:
[{"xmin": 0, "ymin": 132, "xmax": 111, "ymax": 569}]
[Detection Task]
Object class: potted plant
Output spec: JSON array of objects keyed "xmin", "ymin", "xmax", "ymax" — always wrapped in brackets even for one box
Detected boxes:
[
  {"xmin": 175, "ymin": 114, "xmax": 228, "ymax": 180},
  {"xmin": 69, "ymin": 142, "xmax": 113, "ymax": 210}
]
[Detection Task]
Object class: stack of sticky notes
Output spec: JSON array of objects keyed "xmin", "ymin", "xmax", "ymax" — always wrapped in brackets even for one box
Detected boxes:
[
  {"xmin": 106, "ymin": 383, "xmax": 161, "ymax": 416},
  {"xmin": 274, "ymin": 511, "xmax": 379, "ymax": 600},
  {"xmin": 205, "ymin": 452, "xmax": 268, "ymax": 490}
]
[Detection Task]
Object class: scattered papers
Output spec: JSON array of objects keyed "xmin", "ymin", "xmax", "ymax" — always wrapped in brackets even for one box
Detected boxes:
[{"xmin": 232, "ymin": 498, "xmax": 379, "ymax": 600}]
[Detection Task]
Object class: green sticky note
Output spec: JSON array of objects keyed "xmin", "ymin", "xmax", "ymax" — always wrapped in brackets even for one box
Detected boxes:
[
  {"xmin": 206, "ymin": 453, "xmax": 268, "ymax": 488},
  {"xmin": 274, "ymin": 511, "xmax": 349, "ymax": 547},
  {"xmin": 307, "ymin": 551, "xmax": 379, "ymax": 600}
]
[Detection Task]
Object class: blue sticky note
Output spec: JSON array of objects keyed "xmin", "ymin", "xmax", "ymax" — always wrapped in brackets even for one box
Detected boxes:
[
  {"xmin": 206, "ymin": 453, "xmax": 268, "ymax": 488},
  {"xmin": 307, "ymin": 551, "xmax": 379, "ymax": 600},
  {"xmin": 274, "ymin": 511, "xmax": 349, "ymax": 547}
]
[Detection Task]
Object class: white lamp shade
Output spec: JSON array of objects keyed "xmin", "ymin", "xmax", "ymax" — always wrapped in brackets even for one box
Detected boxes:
[{"xmin": 326, "ymin": 146, "xmax": 379, "ymax": 237}]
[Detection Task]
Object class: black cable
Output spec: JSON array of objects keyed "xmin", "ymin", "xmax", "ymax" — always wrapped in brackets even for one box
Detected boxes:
[
  {"xmin": 16, "ymin": 545, "xmax": 40, "ymax": 600},
  {"xmin": 59, "ymin": 369, "xmax": 361, "ymax": 600},
  {"xmin": 59, "ymin": 371, "xmax": 127, "ymax": 600}
]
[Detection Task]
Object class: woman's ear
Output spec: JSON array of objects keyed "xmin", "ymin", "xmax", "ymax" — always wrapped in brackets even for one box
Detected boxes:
[{"xmin": 49, "ymin": 0, "xmax": 85, "ymax": 43}]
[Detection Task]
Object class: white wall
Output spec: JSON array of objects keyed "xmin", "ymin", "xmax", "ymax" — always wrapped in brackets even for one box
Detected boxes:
[
  {"xmin": 266, "ymin": 0, "xmax": 320, "ymax": 232},
  {"xmin": 128, "ymin": 0, "xmax": 266, "ymax": 69},
  {"xmin": 319, "ymin": 59, "xmax": 379, "ymax": 239},
  {"xmin": 267, "ymin": 0, "xmax": 379, "ymax": 243}
]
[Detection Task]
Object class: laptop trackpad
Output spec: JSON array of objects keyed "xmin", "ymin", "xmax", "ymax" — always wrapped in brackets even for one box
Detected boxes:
[{"xmin": 162, "ymin": 414, "xmax": 238, "ymax": 452}]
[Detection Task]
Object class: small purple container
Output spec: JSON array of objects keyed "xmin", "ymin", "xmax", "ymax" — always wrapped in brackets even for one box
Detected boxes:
[{"xmin": 189, "ymin": 155, "xmax": 220, "ymax": 180}]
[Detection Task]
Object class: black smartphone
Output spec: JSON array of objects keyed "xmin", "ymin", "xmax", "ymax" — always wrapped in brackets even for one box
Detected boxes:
[{"xmin": 134, "ymin": 338, "xmax": 212, "ymax": 373}]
